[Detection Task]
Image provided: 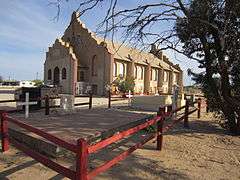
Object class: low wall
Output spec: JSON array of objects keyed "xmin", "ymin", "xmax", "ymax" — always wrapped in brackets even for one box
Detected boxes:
[{"xmin": 131, "ymin": 95, "xmax": 186, "ymax": 111}]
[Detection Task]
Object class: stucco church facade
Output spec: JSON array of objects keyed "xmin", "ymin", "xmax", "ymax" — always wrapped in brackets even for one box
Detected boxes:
[{"xmin": 44, "ymin": 12, "xmax": 183, "ymax": 96}]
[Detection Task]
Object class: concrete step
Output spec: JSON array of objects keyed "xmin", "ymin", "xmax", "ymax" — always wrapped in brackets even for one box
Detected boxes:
[{"xmin": 9, "ymin": 128, "xmax": 62, "ymax": 157}]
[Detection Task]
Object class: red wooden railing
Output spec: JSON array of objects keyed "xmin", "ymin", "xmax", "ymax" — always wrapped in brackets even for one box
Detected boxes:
[{"xmin": 1, "ymin": 98, "xmax": 203, "ymax": 180}]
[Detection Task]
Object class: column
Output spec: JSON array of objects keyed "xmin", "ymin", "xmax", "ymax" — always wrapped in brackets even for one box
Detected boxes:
[
  {"xmin": 127, "ymin": 60, "xmax": 135, "ymax": 78},
  {"xmin": 144, "ymin": 64, "xmax": 151, "ymax": 94},
  {"xmin": 168, "ymin": 69, "xmax": 174, "ymax": 94},
  {"xmin": 157, "ymin": 66, "xmax": 164, "ymax": 93},
  {"xmin": 178, "ymin": 70, "xmax": 184, "ymax": 94}
]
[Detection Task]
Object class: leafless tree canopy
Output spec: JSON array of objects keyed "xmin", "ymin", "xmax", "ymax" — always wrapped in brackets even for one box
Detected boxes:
[
  {"xmin": 50, "ymin": 0, "xmax": 240, "ymax": 134},
  {"xmin": 50, "ymin": 1, "xmax": 194, "ymax": 57}
]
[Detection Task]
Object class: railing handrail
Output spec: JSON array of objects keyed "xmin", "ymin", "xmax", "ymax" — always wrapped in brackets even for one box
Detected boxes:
[
  {"xmin": 88, "ymin": 116, "xmax": 161, "ymax": 154},
  {"xmin": 163, "ymin": 108, "xmax": 198, "ymax": 133},
  {"xmin": 1, "ymin": 98, "xmax": 204, "ymax": 180},
  {"xmin": 6, "ymin": 115, "xmax": 78, "ymax": 153}
]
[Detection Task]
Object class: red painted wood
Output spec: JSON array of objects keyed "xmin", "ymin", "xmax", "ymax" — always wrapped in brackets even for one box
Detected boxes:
[
  {"xmin": 157, "ymin": 107, "xmax": 165, "ymax": 151},
  {"xmin": 170, "ymin": 105, "xmax": 186, "ymax": 115},
  {"xmin": 6, "ymin": 116, "xmax": 77, "ymax": 153},
  {"xmin": 76, "ymin": 138, "xmax": 88, "ymax": 180},
  {"xmin": 163, "ymin": 108, "xmax": 198, "ymax": 133},
  {"xmin": 88, "ymin": 116, "xmax": 161, "ymax": 154},
  {"xmin": 10, "ymin": 138, "xmax": 75, "ymax": 179},
  {"xmin": 88, "ymin": 133, "xmax": 156, "ymax": 179},
  {"xmin": 1, "ymin": 112, "xmax": 9, "ymax": 152},
  {"xmin": 157, "ymin": 120, "xmax": 163, "ymax": 151}
]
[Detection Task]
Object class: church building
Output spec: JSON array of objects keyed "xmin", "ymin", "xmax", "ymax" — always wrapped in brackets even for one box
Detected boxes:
[{"xmin": 44, "ymin": 12, "xmax": 183, "ymax": 96}]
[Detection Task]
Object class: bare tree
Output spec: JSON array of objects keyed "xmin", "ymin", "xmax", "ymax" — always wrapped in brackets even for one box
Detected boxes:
[{"xmin": 50, "ymin": 0, "xmax": 240, "ymax": 134}]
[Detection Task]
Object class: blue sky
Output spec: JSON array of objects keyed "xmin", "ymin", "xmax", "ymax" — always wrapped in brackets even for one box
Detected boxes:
[{"xmin": 0, "ymin": 0, "xmax": 199, "ymax": 85}]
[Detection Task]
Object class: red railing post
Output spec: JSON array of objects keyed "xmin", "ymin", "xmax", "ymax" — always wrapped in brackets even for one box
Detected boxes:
[
  {"xmin": 197, "ymin": 98, "xmax": 201, "ymax": 119},
  {"xmin": 76, "ymin": 138, "xmax": 88, "ymax": 180},
  {"xmin": 108, "ymin": 90, "xmax": 111, "ymax": 109},
  {"xmin": 89, "ymin": 92, "xmax": 92, "ymax": 109},
  {"xmin": 184, "ymin": 100, "xmax": 189, "ymax": 128},
  {"xmin": 157, "ymin": 107, "xmax": 165, "ymax": 151},
  {"xmin": 1, "ymin": 112, "xmax": 9, "ymax": 152},
  {"xmin": 45, "ymin": 95, "xmax": 50, "ymax": 115}
]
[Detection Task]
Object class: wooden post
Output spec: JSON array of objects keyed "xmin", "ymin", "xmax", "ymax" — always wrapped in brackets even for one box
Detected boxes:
[
  {"xmin": 167, "ymin": 105, "xmax": 172, "ymax": 116},
  {"xmin": 197, "ymin": 98, "xmax": 201, "ymax": 119},
  {"xmin": 89, "ymin": 92, "xmax": 92, "ymax": 109},
  {"xmin": 76, "ymin": 138, "xmax": 88, "ymax": 180},
  {"xmin": 45, "ymin": 95, "xmax": 49, "ymax": 115},
  {"xmin": 206, "ymin": 101, "xmax": 209, "ymax": 113},
  {"xmin": 108, "ymin": 90, "xmax": 111, "ymax": 109},
  {"xmin": 184, "ymin": 100, "xmax": 189, "ymax": 128},
  {"xmin": 1, "ymin": 112, "xmax": 9, "ymax": 152},
  {"xmin": 156, "ymin": 107, "xmax": 165, "ymax": 151}
]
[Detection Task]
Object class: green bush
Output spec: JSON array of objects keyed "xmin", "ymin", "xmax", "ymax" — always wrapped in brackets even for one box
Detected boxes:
[{"xmin": 112, "ymin": 75, "xmax": 135, "ymax": 93}]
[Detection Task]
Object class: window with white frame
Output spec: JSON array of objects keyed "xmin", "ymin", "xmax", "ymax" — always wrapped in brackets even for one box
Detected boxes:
[
  {"xmin": 134, "ymin": 66, "xmax": 137, "ymax": 79},
  {"xmin": 119, "ymin": 63, "xmax": 125, "ymax": 77},
  {"xmin": 113, "ymin": 62, "xmax": 117, "ymax": 77},
  {"xmin": 164, "ymin": 71, "xmax": 168, "ymax": 82}
]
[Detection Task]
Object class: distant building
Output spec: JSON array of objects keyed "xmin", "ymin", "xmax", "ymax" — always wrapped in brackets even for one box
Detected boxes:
[
  {"xmin": 0, "ymin": 80, "xmax": 35, "ymax": 87},
  {"xmin": 19, "ymin": 81, "xmax": 36, "ymax": 88},
  {"xmin": 1, "ymin": 81, "xmax": 20, "ymax": 86},
  {"xmin": 44, "ymin": 12, "xmax": 183, "ymax": 96}
]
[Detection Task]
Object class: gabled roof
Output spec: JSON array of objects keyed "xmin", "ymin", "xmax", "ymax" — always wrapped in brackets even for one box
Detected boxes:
[{"xmin": 67, "ymin": 12, "xmax": 182, "ymax": 72}]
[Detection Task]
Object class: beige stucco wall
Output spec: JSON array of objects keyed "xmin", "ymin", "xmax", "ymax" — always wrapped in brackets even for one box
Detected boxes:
[
  {"xmin": 131, "ymin": 95, "xmax": 186, "ymax": 111},
  {"xmin": 44, "ymin": 40, "xmax": 77, "ymax": 94},
  {"xmin": 60, "ymin": 14, "xmax": 113, "ymax": 95}
]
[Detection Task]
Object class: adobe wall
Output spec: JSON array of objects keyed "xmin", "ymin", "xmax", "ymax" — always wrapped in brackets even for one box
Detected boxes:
[
  {"xmin": 61, "ymin": 13, "xmax": 112, "ymax": 95},
  {"xmin": 44, "ymin": 39, "xmax": 77, "ymax": 94}
]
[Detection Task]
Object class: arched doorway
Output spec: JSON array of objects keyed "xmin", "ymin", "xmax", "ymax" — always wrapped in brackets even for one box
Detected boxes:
[{"xmin": 53, "ymin": 67, "xmax": 60, "ymax": 85}]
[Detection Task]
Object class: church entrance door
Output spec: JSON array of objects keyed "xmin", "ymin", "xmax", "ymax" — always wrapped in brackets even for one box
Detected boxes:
[{"xmin": 53, "ymin": 67, "xmax": 60, "ymax": 85}]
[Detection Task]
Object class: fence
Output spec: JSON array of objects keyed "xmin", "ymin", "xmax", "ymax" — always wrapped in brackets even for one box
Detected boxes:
[
  {"xmin": 1, "ymin": 98, "xmax": 203, "ymax": 180},
  {"xmin": 108, "ymin": 92, "xmax": 130, "ymax": 108},
  {"xmin": 0, "ymin": 93, "xmax": 93, "ymax": 115}
]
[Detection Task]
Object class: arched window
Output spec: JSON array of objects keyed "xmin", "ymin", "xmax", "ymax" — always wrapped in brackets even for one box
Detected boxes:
[
  {"xmin": 92, "ymin": 55, "xmax": 97, "ymax": 76},
  {"xmin": 80, "ymin": 71, "xmax": 84, "ymax": 81},
  {"xmin": 164, "ymin": 71, "xmax": 168, "ymax": 82},
  {"xmin": 137, "ymin": 66, "xmax": 143, "ymax": 80},
  {"xmin": 155, "ymin": 69, "xmax": 158, "ymax": 81},
  {"xmin": 119, "ymin": 63, "xmax": 125, "ymax": 77},
  {"xmin": 141, "ymin": 66, "xmax": 144, "ymax": 80},
  {"xmin": 151, "ymin": 69, "xmax": 158, "ymax": 81},
  {"xmin": 113, "ymin": 62, "xmax": 117, "ymax": 77},
  {"xmin": 173, "ymin": 73, "xmax": 178, "ymax": 84},
  {"xmin": 151, "ymin": 69, "xmax": 153, "ymax": 81},
  {"xmin": 48, "ymin": 69, "xmax": 52, "ymax": 80},
  {"xmin": 62, "ymin": 68, "xmax": 67, "ymax": 80},
  {"xmin": 53, "ymin": 67, "xmax": 60, "ymax": 85}
]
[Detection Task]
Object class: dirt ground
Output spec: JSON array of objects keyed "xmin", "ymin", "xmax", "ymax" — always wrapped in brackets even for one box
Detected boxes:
[{"xmin": 0, "ymin": 109, "xmax": 240, "ymax": 180}]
